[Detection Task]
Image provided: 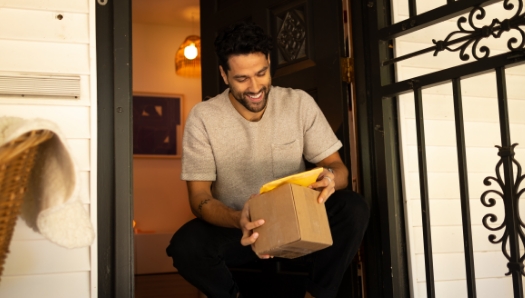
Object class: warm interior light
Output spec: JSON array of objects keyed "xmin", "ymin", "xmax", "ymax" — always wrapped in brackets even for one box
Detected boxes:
[
  {"xmin": 184, "ymin": 43, "xmax": 198, "ymax": 60},
  {"xmin": 175, "ymin": 35, "xmax": 201, "ymax": 78}
]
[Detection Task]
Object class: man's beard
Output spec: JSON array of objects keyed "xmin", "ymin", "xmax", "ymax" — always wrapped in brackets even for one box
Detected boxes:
[{"xmin": 230, "ymin": 85, "xmax": 271, "ymax": 113}]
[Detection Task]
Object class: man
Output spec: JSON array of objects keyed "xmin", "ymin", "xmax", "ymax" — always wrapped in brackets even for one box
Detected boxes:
[{"xmin": 166, "ymin": 22, "xmax": 369, "ymax": 298}]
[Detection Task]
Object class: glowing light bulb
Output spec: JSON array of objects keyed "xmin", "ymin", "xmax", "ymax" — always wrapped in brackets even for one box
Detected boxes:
[{"xmin": 184, "ymin": 43, "xmax": 198, "ymax": 60}]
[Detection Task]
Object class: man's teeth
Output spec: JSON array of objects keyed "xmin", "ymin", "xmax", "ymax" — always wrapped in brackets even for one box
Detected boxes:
[{"xmin": 248, "ymin": 92, "xmax": 263, "ymax": 99}]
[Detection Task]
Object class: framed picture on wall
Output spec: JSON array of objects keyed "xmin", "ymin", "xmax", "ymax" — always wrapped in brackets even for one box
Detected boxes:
[{"xmin": 133, "ymin": 93, "xmax": 183, "ymax": 158}]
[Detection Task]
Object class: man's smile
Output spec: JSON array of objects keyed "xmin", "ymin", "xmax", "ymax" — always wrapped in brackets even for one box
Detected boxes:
[{"xmin": 246, "ymin": 91, "xmax": 264, "ymax": 102}]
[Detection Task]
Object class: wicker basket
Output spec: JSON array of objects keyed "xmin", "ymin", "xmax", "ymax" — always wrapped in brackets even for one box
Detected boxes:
[{"xmin": 0, "ymin": 129, "xmax": 53, "ymax": 279}]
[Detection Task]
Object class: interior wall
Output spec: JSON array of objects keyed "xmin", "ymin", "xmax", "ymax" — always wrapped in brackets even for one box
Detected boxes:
[{"xmin": 132, "ymin": 22, "xmax": 201, "ymax": 234}]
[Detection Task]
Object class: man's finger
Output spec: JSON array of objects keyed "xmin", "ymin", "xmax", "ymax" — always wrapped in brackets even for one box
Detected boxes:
[
  {"xmin": 243, "ymin": 219, "xmax": 265, "ymax": 231},
  {"xmin": 241, "ymin": 232, "xmax": 259, "ymax": 246},
  {"xmin": 318, "ymin": 188, "xmax": 332, "ymax": 204}
]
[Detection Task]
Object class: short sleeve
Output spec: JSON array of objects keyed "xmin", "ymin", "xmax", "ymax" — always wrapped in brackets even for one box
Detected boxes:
[
  {"xmin": 180, "ymin": 107, "xmax": 217, "ymax": 181},
  {"xmin": 300, "ymin": 92, "xmax": 343, "ymax": 164}
]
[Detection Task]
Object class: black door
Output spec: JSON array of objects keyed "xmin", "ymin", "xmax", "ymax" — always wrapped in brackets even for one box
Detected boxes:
[{"xmin": 200, "ymin": 0, "xmax": 351, "ymax": 168}]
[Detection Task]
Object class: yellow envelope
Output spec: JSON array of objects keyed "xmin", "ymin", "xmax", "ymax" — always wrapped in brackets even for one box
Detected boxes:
[{"xmin": 259, "ymin": 167, "xmax": 324, "ymax": 194}]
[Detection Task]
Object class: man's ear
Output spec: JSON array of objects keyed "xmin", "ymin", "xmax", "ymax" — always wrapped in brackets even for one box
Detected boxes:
[{"xmin": 219, "ymin": 66, "xmax": 229, "ymax": 85}]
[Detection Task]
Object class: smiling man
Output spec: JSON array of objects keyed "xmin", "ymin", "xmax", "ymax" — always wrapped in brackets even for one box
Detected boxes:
[{"xmin": 166, "ymin": 22, "xmax": 369, "ymax": 298}]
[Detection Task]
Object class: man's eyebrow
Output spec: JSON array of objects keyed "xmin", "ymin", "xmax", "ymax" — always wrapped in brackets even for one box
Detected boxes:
[
  {"xmin": 232, "ymin": 66, "xmax": 269, "ymax": 79},
  {"xmin": 257, "ymin": 66, "xmax": 269, "ymax": 74}
]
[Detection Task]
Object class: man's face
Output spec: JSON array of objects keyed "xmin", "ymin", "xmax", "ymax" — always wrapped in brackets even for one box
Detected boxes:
[{"xmin": 220, "ymin": 52, "xmax": 272, "ymax": 120}]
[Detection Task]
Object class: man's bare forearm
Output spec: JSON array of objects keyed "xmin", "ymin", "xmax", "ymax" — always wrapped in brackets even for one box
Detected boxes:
[{"xmin": 191, "ymin": 193, "xmax": 242, "ymax": 229}]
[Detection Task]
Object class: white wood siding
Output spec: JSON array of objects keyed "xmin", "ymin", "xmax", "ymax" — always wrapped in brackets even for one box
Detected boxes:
[
  {"xmin": 0, "ymin": 0, "xmax": 97, "ymax": 297},
  {"xmin": 393, "ymin": 1, "xmax": 525, "ymax": 297}
]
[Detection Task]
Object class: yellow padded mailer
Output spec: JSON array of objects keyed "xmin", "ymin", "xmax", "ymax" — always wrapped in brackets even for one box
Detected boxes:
[{"xmin": 259, "ymin": 167, "xmax": 323, "ymax": 194}]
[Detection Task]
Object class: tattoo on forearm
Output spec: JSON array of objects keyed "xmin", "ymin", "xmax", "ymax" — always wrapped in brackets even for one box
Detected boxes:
[{"xmin": 197, "ymin": 199, "xmax": 211, "ymax": 214}]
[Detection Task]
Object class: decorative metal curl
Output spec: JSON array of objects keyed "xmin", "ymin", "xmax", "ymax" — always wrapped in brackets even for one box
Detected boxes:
[
  {"xmin": 481, "ymin": 143, "xmax": 525, "ymax": 276},
  {"xmin": 433, "ymin": 0, "xmax": 525, "ymax": 61}
]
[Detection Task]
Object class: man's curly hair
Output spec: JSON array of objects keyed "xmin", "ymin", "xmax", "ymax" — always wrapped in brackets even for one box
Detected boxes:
[{"xmin": 214, "ymin": 22, "xmax": 273, "ymax": 72}]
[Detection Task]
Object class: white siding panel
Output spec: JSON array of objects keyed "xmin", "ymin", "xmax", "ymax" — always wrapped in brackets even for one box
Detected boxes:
[
  {"xmin": 68, "ymin": 139, "xmax": 90, "ymax": 171},
  {"xmin": 408, "ymin": 197, "xmax": 506, "ymax": 228},
  {"xmin": 412, "ymin": 225, "xmax": 502, "ymax": 254},
  {"xmin": 475, "ymin": 277, "xmax": 516, "ymax": 298},
  {"xmin": 10, "ymin": 218, "xmax": 45, "ymax": 241},
  {"xmin": 416, "ymin": 277, "xmax": 514, "ymax": 298},
  {"xmin": 405, "ymin": 145, "xmax": 505, "ymax": 173},
  {"xmin": 0, "ymin": 40, "xmax": 89, "ymax": 74},
  {"xmin": 0, "ymin": 8, "xmax": 88, "ymax": 43},
  {"xmin": 0, "ymin": 105, "xmax": 90, "ymax": 138},
  {"xmin": 403, "ymin": 119, "xmax": 525, "ymax": 147},
  {"xmin": 397, "ymin": 66, "xmax": 525, "ymax": 100},
  {"xmin": 408, "ymin": 199, "xmax": 462, "ymax": 228},
  {"xmin": 405, "ymin": 172, "xmax": 496, "ymax": 201},
  {"xmin": 398, "ymin": 94, "xmax": 525, "ymax": 124},
  {"xmin": 0, "ymin": 0, "xmax": 88, "ymax": 13},
  {"xmin": 415, "ymin": 251, "xmax": 510, "ymax": 281},
  {"xmin": 3, "ymin": 240, "xmax": 90, "ymax": 275},
  {"xmin": 397, "ymin": 68, "xmax": 500, "ymax": 98},
  {"xmin": 405, "ymin": 146, "xmax": 499, "ymax": 175},
  {"xmin": 0, "ymin": 272, "xmax": 90, "ymax": 298}
]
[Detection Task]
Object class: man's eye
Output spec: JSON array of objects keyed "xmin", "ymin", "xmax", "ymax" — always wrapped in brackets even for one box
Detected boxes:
[{"xmin": 257, "ymin": 71, "xmax": 266, "ymax": 77}]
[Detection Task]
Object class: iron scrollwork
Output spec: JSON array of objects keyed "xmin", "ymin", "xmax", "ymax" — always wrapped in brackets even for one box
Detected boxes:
[
  {"xmin": 433, "ymin": 0, "xmax": 525, "ymax": 61},
  {"xmin": 481, "ymin": 143, "xmax": 525, "ymax": 276}
]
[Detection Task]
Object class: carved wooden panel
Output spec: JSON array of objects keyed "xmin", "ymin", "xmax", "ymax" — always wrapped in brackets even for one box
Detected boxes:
[{"xmin": 272, "ymin": 4, "xmax": 308, "ymax": 67}]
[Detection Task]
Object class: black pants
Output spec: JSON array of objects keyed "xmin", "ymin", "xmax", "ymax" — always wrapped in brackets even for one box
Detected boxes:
[{"xmin": 166, "ymin": 189, "xmax": 369, "ymax": 298}]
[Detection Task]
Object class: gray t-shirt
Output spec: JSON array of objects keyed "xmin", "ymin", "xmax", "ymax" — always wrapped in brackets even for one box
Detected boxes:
[{"xmin": 181, "ymin": 86, "xmax": 342, "ymax": 210}]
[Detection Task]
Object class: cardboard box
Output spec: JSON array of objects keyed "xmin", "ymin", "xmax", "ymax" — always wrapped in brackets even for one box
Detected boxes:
[{"xmin": 249, "ymin": 183, "xmax": 332, "ymax": 259}]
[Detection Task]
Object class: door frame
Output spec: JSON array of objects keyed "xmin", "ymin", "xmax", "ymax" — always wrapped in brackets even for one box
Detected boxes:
[
  {"xmin": 96, "ymin": 0, "xmax": 404, "ymax": 297},
  {"xmin": 350, "ymin": 0, "xmax": 410, "ymax": 297},
  {"xmin": 96, "ymin": 0, "xmax": 134, "ymax": 297}
]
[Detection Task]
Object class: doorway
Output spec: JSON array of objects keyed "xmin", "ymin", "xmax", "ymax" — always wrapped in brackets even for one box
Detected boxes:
[
  {"xmin": 129, "ymin": 0, "xmax": 364, "ymax": 297},
  {"xmin": 131, "ymin": 0, "xmax": 202, "ymax": 297}
]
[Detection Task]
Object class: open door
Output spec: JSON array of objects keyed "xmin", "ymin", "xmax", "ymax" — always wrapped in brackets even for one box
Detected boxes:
[{"xmin": 200, "ymin": 0, "xmax": 359, "ymax": 296}]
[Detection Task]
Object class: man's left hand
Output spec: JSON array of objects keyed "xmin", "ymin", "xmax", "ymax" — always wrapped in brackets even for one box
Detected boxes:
[{"xmin": 309, "ymin": 168, "xmax": 335, "ymax": 204}]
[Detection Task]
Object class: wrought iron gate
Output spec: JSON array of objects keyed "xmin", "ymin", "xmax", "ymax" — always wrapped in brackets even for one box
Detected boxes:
[{"xmin": 352, "ymin": 0, "xmax": 525, "ymax": 297}]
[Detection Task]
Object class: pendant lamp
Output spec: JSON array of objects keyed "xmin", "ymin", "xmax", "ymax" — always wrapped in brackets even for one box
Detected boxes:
[{"xmin": 175, "ymin": 35, "xmax": 201, "ymax": 78}]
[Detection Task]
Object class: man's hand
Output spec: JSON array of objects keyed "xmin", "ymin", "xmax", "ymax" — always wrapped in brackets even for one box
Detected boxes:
[
  {"xmin": 239, "ymin": 195, "xmax": 272, "ymax": 259},
  {"xmin": 309, "ymin": 168, "xmax": 336, "ymax": 203}
]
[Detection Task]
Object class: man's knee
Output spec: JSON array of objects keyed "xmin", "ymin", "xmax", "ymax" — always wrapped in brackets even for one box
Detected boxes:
[
  {"xmin": 327, "ymin": 190, "xmax": 370, "ymax": 228},
  {"xmin": 166, "ymin": 219, "xmax": 206, "ymax": 268}
]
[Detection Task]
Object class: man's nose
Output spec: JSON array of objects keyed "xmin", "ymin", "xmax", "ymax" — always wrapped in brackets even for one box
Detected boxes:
[{"xmin": 249, "ymin": 77, "xmax": 260, "ymax": 91}]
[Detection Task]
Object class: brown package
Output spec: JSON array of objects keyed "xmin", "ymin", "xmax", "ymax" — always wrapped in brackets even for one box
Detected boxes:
[{"xmin": 249, "ymin": 183, "xmax": 333, "ymax": 259}]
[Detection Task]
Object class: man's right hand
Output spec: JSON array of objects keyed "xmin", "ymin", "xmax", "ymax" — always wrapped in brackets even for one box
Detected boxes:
[{"xmin": 239, "ymin": 195, "xmax": 272, "ymax": 259}]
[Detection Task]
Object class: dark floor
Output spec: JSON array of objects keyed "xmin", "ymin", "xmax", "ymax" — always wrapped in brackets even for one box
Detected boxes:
[
  {"xmin": 135, "ymin": 273, "xmax": 200, "ymax": 298},
  {"xmin": 134, "ymin": 269, "xmax": 307, "ymax": 298}
]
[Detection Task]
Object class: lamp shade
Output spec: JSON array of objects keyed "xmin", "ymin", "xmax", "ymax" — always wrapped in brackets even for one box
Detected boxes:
[{"xmin": 175, "ymin": 35, "xmax": 201, "ymax": 78}]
